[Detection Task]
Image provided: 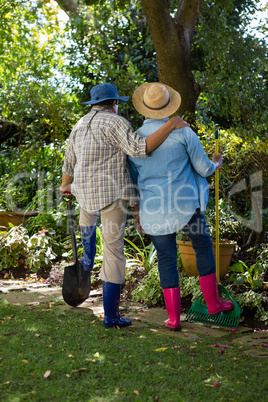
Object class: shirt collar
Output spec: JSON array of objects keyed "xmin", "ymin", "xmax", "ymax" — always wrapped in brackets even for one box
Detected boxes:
[
  {"xmin": 92, "ymin": 105, "xmax": 114, "ymax": 113},
  {"xmin": 143, "ymin": 117, "xmax": 169, "ymax": 124}
]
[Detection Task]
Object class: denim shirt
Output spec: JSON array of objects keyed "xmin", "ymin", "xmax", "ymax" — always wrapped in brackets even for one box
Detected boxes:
[{"xmin": 128, "ymin": 119, "xmax": 215, "ymax": 236}]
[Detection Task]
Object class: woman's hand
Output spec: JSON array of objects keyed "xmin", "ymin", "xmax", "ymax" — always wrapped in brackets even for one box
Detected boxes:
[
  {"xmin": 135, "ymin": 215, "xmax": 145, "ymax": 233},
  {"xmin": 212, "ymin": 153, "xmax": 223, "ymax": 169}
]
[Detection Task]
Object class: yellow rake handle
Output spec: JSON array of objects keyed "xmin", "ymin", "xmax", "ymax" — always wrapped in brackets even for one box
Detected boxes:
[{"xmin": 215, "ymin": 128, "xmax": 220, "ymax": 283}]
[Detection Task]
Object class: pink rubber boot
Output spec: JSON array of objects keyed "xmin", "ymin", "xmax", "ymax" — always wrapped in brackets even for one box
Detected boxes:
[
  {"xmin": 163, "ymin": 287, "xmax": 181, "ymax": 331},
  {"xmin": 199, "ymin": 273, "xmax": 234, "ymax": 316}
]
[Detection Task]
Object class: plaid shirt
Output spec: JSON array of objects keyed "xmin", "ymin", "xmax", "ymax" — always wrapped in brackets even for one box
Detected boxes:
[{"xmin": 62, "ymin": 106, "xmax": 147, "ymax": 212}]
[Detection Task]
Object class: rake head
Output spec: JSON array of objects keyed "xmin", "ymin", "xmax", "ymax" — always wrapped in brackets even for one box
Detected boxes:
[{"xmin": 185, "ymin": 285, "xmax": 241, "ymax": 329}]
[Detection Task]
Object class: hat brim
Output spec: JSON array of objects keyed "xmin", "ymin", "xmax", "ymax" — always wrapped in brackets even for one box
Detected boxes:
[
  {"xmin": 132, "ymin": 83, "xmax": 181, "ymax": 118},
  {"xmin": 82, "ymin": 95, "xmax": 129, "ymax": 105}
]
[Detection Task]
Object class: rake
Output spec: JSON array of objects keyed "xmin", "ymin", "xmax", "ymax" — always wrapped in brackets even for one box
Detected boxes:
[{"xmin": 185, "ymin": 128, "xmax": 241, "ymax": 328}]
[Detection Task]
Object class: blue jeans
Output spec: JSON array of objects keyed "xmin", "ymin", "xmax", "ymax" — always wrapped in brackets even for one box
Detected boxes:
[{"xmin": 150, "ymin": 209, "xmax": 215, "ymax": 289}]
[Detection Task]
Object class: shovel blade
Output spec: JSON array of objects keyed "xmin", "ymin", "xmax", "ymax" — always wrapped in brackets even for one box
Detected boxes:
[{"xmin": 62, "ymin": 261, "xmax": 91, "ymax": 307}]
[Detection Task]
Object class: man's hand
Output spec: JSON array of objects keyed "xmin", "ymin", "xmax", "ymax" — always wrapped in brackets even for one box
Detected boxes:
[
  {"xmin": 212, "ymin": 153, "xmax": 223, "ymax": 169},
  {"xmin": 169, "ymin": 115, "xmax": 190, "ymax": 130},
  {"xmin": 60, "ymin": 184, "xmax": 72, "ymax": 195},
  {"xmin": 60, "ymin": 173, "xmax": 73, "ymax": 195}
]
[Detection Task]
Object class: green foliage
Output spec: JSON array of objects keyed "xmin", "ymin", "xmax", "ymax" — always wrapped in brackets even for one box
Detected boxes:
[
  {"xmin": 204, "ymin": 198, "xmax": 246, "ymax": 241},
  {"xmin": 199, "ymin": 124, "xmax": 267, "ymax": 245},
  {"xmin": 124, "ymin": 233, "xmax": 157, "ymax": 272},
  {"xmin": 229, "ymin": 261, "xmax": 263, "ymax": 289},
  {"xmin": 229, "ymin": 245, "xmax": 268, "ymax": 289},
  {"xmin": 0, "ymin": 225, "xmax": 56, "ymax": 274},
  {"xmin": 234, "ymin": 289, "xmax": 268, "ymax": 322},
  {"xmin": 63, "ymin": 0, "xmax": 154, "ymax": 127},
  {"xmin": 193, "ymin": 0, "xmax": 268, "ymax": 132},
  {"xmin": 131, "ymin": 265, "xmax": 163, "ymax": 305},
  {"xmin": 0, "ymin": 141, "xmax": 66, "ymax": 212},
  {"xmin": 131, "ymin": 267, "xmax": 202, "ymax": 307},
  {"xmin": 179, "ymin": 273, "xmax": 202, "ymax": 300},
  {"xmin": 0, "ymin": 0, "xmax": 80, "ymax": 144}
]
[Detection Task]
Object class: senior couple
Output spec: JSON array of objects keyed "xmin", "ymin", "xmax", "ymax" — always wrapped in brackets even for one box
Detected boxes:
[{"xmin": 61, "ymin": 82, "xmax": 234, "ymax": 330}]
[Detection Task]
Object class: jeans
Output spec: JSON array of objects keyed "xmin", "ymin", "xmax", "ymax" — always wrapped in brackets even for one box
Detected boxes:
[{"xmin": 150, "ymin": 209, "xmax": 215, "ymax": 289}]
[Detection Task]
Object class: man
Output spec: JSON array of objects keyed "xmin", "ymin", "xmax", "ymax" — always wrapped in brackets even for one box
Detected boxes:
[
  {"xmin": 128, "ymin": 82, "xmax": 234, "ymax": 331},
  {"xmin": 60, "ymin": 82, "xmax": 188, "ymax": 328}
]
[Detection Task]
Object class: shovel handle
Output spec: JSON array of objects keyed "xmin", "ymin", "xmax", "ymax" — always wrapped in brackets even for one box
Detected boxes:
[{"xmin": 67, "ymin": 200, "xmax": 78, "ymax": 263}]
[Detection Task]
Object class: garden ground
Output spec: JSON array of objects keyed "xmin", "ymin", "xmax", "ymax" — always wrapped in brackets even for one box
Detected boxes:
[
  {"xmin": 1, "ymin": 279, "xmax": 267, "ymax": 401},
  {"xmin": 0, "ymin": 279, "xmax": 267, "ymax": 352}
]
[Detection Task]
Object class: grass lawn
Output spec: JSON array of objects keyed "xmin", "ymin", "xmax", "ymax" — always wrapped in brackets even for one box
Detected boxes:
[{"xmin": 0, "ymin": 300, "xmax": 267, "ymax": 401}]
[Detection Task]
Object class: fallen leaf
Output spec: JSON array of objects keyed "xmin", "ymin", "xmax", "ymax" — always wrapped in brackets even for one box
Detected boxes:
[
  {"xmin": 133, "ymin": 390, "xmax": 139, "ymax": 395},
  {"xmin": 21, "ymin": 360, "xmax": 29, "ymax": 364},
  {"xmin": 35, "ymin": 334, "xmax": 40, "ymax": 338},
  {"xmin": 68, "ymin": 354, "xmax": 75, "ymax": 358},
  {"xmin": 153, "ymin": 347, "xmax": 168, "ymax": 352},
  {"xmin": 43, "ymin": 370, "xmax": 51, "ymax": 379},
  {"xmin": 205, "ymin": 365, "xmax": 215, "ymax": 371},
  {"xmin": 71, "ymin": 368, "xmax": 87, "ymax": 374}
]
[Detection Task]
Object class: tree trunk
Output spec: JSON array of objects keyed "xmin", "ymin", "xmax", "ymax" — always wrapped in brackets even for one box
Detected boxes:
[
  {"xmin": 55, "ymin": 0, "xmax": 203, "ymax": 120},
  {"xmin": 141, "ymin": 0, "xmax": 203, "ymax": 120}
]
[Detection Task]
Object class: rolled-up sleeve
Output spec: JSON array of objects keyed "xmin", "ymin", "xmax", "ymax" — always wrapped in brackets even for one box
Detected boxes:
[
  {"xmin": 62, "ymin": 133, "xmax": 77, "ymax": 176},
  {"xmin": 185, "ymin": 128, "xmax": 215, "ymax": 177},
  {"xmin": 106, "ymin": 117, "xmax": 147, "ymax": 158}
]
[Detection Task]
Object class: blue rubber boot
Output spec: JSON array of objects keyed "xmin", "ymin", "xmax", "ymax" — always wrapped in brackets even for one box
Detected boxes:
[
  {"xmin": 102, "ymin": 281, "xmax": 132, "ymax": 328},
  {"xmin": 80, "ymin": 226, "xmax": 96, "ymax": 271}
]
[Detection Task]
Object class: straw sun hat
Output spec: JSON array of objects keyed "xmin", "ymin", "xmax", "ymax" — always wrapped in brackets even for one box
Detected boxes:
[{"xmin": 132, "ymin": 82, "xmax": 181, "ymax": 119}]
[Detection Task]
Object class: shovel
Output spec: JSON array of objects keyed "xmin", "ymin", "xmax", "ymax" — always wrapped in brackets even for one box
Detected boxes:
[{"xmin": 62, "ymin": 199, "xmax": 91, "ymax": 307}]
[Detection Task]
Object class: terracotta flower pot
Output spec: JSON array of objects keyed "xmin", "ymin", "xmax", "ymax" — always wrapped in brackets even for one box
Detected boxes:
[
  {"xmin": 177, "ymin": 240, "xmax": 236, "ymax": 280},
  {"xmin": 0, "ymin": 211, "xmax": 38, "ymax": 229}
]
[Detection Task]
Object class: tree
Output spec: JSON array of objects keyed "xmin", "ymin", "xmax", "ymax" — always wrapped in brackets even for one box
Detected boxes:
[
  {"xmin": 140, "ymin": 0, "xmax": 203, "ymax": 119},
  {"xmin": 54, "ymin": 0, "xmax": 267, "ymax": 126},
  {"xmin": 55, "ymin": 0, "xmax": 203, "ymax": 119}
]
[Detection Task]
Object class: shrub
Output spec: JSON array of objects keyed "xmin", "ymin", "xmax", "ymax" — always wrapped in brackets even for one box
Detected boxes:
[
  {"xmin": 0, "ymin": 225, "xmax": 56, "ymax": 276},
  {"xmin": 131, "ymin": 266, "xmax": 163, "ymax": 306}
]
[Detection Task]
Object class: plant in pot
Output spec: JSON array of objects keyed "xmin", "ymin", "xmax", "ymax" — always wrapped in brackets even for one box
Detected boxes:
[
  {"xmin": 0, "ymin": 179, "xmax": 39, "ymax": 229},
  {"xmin": 177, "ymin": 200, "xmax": 239, "ymax": 280}
]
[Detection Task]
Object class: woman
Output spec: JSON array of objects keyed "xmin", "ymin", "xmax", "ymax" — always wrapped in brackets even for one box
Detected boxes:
[{"xmin": 128, "ymin": 82, "xmax": 234, "ymax": 331}]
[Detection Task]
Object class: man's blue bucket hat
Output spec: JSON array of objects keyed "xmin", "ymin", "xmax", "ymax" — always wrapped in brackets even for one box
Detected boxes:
[{"xmin": 82, "ymin": 83, "xmax": 129, "ymax": 105}]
